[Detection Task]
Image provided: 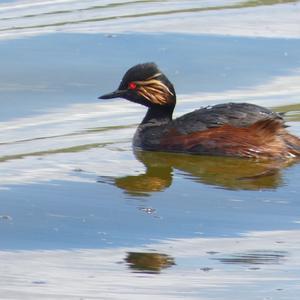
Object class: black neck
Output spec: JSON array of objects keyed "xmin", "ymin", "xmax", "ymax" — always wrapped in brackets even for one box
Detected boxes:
[{"xmin": 142, "ymin": 105, "xmax": 174, "ymax": 124}]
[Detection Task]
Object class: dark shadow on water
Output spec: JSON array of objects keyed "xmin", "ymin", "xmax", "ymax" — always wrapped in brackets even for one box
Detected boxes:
[
  {"xmin": 125, "ymin": 252, "xmax": 175, "ymax": 274},
  {"xmin": 113, "ymin": 150, "xmax": 298, "ymax": 196},
  {"xmin": 214, "ymin": 250, "xmax": 287, "ymax": 266}
]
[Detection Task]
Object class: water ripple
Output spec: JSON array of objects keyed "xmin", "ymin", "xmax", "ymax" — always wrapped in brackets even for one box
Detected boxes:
[{"xmin": 0, "ymin": 0, "xmax": 299, "ymax": 39}]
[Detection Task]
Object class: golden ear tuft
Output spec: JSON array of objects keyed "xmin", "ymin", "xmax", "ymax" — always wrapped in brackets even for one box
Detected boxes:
[{"xmin": 134, "ymin": 73, "xmax": 174, "ymax": 105}]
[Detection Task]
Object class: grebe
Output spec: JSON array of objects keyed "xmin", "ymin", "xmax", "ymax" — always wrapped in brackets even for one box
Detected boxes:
[{"xmin": 99, "ymin": 63, "xmax": 300, "ymax": 159}]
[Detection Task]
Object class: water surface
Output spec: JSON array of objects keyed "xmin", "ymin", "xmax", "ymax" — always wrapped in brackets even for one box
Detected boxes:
[{"xmin": 1, "ymin": 0, "xmax": 300, "ymax": 299}]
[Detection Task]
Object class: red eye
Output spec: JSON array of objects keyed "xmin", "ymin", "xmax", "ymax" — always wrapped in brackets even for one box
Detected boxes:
[{"xmin": 128, "ymin": 82, "xmax": 137, "ymax": 90}]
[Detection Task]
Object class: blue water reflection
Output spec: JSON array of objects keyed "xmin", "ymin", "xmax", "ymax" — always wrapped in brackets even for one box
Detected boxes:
[
  {"xmin": 1, "ymin": 158, "xmax": 299, "ymax": 250},
  {"xmin": 1, "ymin": 33, "xmax": 300, "ymax": 121}
]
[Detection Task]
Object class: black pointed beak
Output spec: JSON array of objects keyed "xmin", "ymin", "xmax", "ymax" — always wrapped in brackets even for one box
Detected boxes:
[{"xmin": 98, "ymin": 89, "xmax": 126, "ymax": 99}]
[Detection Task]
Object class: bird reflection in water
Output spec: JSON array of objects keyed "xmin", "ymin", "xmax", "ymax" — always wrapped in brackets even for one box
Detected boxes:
[
  {"xmin": 125, "ymin": 252, "xmax": 175, "ymax": 273},
  {"xmin": 114, "ymin": 150, "xmax": 297, "ymax": 196}
]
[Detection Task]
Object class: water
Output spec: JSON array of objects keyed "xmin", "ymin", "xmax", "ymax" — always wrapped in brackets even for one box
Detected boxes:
[{"xmin": 1, "ymin": 0, "xmax": 300, "ymax": 299}]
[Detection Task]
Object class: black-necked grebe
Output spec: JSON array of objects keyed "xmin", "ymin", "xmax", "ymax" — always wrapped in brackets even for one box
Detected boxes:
[{"xmin": 99, "ymin": 63, "xmax": 300, "ymax": 159}]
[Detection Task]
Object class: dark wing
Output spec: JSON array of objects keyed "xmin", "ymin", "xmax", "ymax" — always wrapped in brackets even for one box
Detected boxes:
[
  {"xmin": 171, "ymin": 102, "xmax": 283, "ymax": 135},
  {"xmin": 161, "ymin": 103, "xmax": 288, "ymax": 158}
]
